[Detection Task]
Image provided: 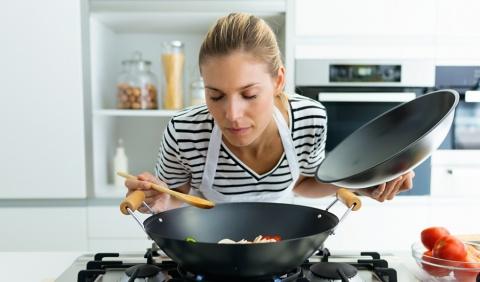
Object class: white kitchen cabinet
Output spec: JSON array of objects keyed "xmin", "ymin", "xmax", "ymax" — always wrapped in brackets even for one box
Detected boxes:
[
  {"xmin": 294, "ymin": 0, "xmax": 437, "ymax": 59},
  {"xmin": 87, "ymin": 0, "xmax": 289, "ymax": 198},
  {"xmin": 294, "ymin": 0, "xmax": 480, "ymax": 63},
  {"xmin": 87, "ymin": 206, "xmax": 151, "ymax": 251},
  {"xmin": 0, "ymin": 206, "xmax": 87, "ymax": 251},
  {"xmin": 436, "ymin": 0, "xmax": 480, "ymax": 38},
  {"xmin": 0, "ymin": 1, "xmax": 87, "ymax": 198},
  {"xmin": 435, "ymin": 0, "xmax": 480, "ymax": 65},
  {"xmin": 430, "ymin": 150, "xmax": 480, "ymax": 197},
  {"xmin": 295, "ymin": 0, "xmax": 436, "ymax": 38}
]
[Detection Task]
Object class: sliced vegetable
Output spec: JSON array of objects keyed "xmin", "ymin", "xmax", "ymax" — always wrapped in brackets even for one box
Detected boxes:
[
  {"xmin": 185, "ymin": 236, "xmax": 197, "ymax": 243},
  {"xmin": 262, "ymin": 235, "xmax": 282, "ymax": 242}
]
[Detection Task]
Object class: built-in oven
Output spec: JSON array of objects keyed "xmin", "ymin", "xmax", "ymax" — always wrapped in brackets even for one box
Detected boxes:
[
  {"xmin": 435, "ymin": 66, "xmax": 480, "ymax": 149},
  {"xmin": 295, "ymin": 59, "xmax": 436, "ymax": 195}
]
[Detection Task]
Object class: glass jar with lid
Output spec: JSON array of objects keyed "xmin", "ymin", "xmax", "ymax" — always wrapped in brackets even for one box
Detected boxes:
[
  {"xmin": 116, "ymin": 52, "xmax": 159, "ymax": 110},
  {"xmin": 162, "ymin": 41, "xmax": 184, "ymax": 109},
  {"xmin": 190, "ymin": 76, "xmax": 205, "ymax": 106}
]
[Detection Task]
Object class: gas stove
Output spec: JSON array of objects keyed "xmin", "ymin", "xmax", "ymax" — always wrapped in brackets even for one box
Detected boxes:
[{"xmin": 56, "ymin": 244, "xmax": 417, "ymax": 282}]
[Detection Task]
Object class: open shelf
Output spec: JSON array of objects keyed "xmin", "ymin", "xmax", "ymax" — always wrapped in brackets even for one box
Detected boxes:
[
  {"xmin": 94, "ymin": 109, "xmax": 179, "ymax": 117},
  {"xmin": 90, "ymin": 0, "xmax": 286, "ymax": 33},
  {"xmin": 87, "ymin": 0, "xmax": 288, "ymax": 199}
]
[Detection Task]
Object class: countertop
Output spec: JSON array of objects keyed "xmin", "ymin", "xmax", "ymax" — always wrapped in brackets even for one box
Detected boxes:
[{"xmin": 0, "ymin": 252, "xmax": 82, "ymax": 282}]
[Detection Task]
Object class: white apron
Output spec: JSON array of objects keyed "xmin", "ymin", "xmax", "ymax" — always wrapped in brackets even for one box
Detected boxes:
[{"xmin": 194, "ymin": 107, "xmax": 300, "ymax": 203}]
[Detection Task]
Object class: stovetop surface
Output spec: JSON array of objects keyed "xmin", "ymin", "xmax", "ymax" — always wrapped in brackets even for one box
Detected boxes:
[{"xmin": 57, "ymin": 248, "xmax": 418, "ymax": 282}]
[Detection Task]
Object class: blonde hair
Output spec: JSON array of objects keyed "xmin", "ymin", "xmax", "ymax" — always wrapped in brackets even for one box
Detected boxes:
[{"xmin": 199, "ymin": 12, "xmax": 288, "ymax": 107}]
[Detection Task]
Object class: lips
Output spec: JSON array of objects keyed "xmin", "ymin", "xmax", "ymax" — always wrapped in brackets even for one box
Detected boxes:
[{"xmin": 227, "ymin": 127, "xmax": 250, "ymax": 135}]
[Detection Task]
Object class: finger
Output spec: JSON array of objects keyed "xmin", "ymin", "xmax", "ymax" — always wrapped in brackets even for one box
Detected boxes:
[
  {"xmin": 371, "ymin": 183, "xmax": 386, "ymax": 200},
  {"xmin": 378, "ymin": 177, "xmax": 402, "ymax": 202},
  {"xmin": 138, "ymin": 206, "xmax": 150, "ymax": 213},
  {"xmin": 143, "ymin": 190, "xmax": 160, "ymax": 198},
  {"xmin": 125, "ymin": 179, "xmax": 142, "ymax": 189},
  {"xmin": 137, "ymin": 172, "xmax": 157, "ymax": 183},
  {"xmin": 126, "ymin": 179, "xmax": 153, "ymax": 191},
  {"xmin": 397, "ymin": 172, "xmax": 413, "ymax": 192},
  {"xmin": 401, "ymin": 172, "xmax": 414, "ymax": 191},
  {"xmin": 386, "ymin": 180, "xmax": 403, "ymax": 200}
]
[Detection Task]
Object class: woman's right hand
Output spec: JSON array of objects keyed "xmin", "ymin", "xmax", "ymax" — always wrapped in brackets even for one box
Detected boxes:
[{"xmin": 124, "ymin": 172, "xmax": 171, "ymax": 213}]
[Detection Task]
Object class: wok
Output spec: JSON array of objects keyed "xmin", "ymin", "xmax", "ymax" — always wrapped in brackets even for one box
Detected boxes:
[
  {"xmin": 120, "ymin": 188, "xmax": 361, "ymax": 278},
  {"xmin": 316, "ymin": 89, "xmax": 459, "ymax": 188}
]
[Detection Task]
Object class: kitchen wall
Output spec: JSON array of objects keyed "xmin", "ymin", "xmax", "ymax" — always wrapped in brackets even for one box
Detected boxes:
[{"xmin": 1, "ymin": 0, "xmax": 479, "ymax": 253}]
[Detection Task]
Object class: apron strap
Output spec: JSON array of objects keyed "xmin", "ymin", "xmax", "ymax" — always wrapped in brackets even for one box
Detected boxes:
[
  {"xmin": 273, "ymin": 107, "xmax": 300, "ymax": 183},
  {"xmin": 200, "ymin": 124, "xmax": 222, "ymax": 193}
]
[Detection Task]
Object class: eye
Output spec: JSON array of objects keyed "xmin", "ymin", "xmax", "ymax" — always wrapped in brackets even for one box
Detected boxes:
[
  {"xmin": 209, "ymin": 96, "xmax": 223, "ymax": 101},
  {"xmin": 206, "ymin": 89, "xmax": 223, "ymax": 101},
  {"xmin": 242, "ymin": 91, "xmax": 258, "ymax": 100}
]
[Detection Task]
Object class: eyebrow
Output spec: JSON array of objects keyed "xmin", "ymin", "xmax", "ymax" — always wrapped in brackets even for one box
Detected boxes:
[{"xmin": 205, "ymin": 83, "xmax": 259, "ymax": 93}]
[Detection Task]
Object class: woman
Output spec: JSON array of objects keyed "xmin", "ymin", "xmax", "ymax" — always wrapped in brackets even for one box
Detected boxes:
[{"xmin": 126, "ymin": 13, "xmax": 414, "ymax": 213}]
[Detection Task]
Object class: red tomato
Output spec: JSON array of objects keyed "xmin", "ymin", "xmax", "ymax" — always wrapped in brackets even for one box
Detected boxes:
[
  {"xmin": 433, "ymin": 235, "xmax": 468, "ymax": 261},
  {"xmin": 421, "ymin": 227, "xmax": 450, "ymax": 250},
  {"xmin": 453, "ymin": 254, "xmax": 480, "ymax": 282},
  {"xmin": 262, "ymin": 235, "xmax": 282, "ymax": 242},
  {"xmin": 421, "ymin": 250, "xmax": 451, "ymax": 277}
]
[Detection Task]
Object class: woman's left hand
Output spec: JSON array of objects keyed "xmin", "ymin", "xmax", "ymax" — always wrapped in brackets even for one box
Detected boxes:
[{"xmin": 358, "ymin": 171, "xmax": 415, "ymax": 202}]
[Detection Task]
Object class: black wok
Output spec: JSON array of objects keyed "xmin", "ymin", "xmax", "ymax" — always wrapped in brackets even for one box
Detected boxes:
[
  {"xmin": 316, "ymin": 89, "xmax": 459, "ymax": 188},
  {"xmin": 120, "ymin": 189, "xmax": 361, "ymax": 278}
]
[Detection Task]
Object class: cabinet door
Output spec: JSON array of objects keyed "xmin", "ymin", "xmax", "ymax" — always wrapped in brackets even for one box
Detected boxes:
[
  {"xmin": 0, "ymin": 207, "xmax": 87, "ymax": 251},
  {"xmin": 435, "ymin": 0, "xmax": 480, "ymax": 63},
  {"xmin": 0, "ymin": 0, "xmax": 86, "ymax": 198},
  {"xmin": 431, "ymin": 166, "xmax": 480, "ymax": 197},
  {"xmin": 295, "ymin": 0, "xmax": 436, "ymax": 37}
]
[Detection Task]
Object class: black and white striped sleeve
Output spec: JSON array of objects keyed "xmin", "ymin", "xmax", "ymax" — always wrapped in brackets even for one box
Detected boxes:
[
  {"xmin": 155, "ymin": 119, "xmax": 190, "ymax": 188},
  {"xmin": 299, "ymin": 124, "xmax": 326, "ymax": 176}
]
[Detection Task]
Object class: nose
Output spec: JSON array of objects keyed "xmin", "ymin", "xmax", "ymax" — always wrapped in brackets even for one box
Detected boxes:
[{"xmin": 225, "ymin": 97, "xmax": 243, "ymax": 122}]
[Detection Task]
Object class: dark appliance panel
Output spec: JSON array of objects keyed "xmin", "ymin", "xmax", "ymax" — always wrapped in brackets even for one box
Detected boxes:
[{"xmin": 435, "ymin": 66, "xmax": 480, "ymax": 149}]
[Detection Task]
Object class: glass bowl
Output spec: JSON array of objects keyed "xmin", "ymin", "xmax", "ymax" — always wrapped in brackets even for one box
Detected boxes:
[{"xmin": 411, "ymin": 241, "xmax": 480, "ymax": 281}]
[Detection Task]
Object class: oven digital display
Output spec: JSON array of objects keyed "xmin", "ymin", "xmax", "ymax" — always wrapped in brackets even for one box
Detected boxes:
[{"xmin": 329, "ymin": 64, "xmax": 401, "ymax": 82}]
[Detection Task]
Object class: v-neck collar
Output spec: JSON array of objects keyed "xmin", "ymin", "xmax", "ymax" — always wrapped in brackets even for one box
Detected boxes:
[
  {"xmin": 220, "ymin": 144, "xmax": 286, "ymax": 180},
  {"xmin": 219, "ymin": 103, "xmax": 293, "ymax": 181}
]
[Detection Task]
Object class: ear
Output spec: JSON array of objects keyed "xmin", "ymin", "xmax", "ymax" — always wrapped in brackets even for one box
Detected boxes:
[{"xmin": 274, "ymin": 66, "xmax": 286, "ymax": 93}]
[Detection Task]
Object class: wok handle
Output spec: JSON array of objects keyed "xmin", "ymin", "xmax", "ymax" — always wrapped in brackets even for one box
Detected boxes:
[
  {"xmin": 120, "ymin": 190, "xmax": 145, "ymax": 215},
  {"xmin": 336, "ymin": 188, "xmax": 362, "ymax": 211}
]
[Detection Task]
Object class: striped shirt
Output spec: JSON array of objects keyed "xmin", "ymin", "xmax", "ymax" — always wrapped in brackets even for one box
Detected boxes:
[{"xmin": 154, "ymin": 94, "xmax": 327, "ymax": 197}]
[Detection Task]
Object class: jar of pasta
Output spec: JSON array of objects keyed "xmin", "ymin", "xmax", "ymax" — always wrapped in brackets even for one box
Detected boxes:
[{"xmin": 162, "ymin": 41, "xmax": 184, "ymax": 110}]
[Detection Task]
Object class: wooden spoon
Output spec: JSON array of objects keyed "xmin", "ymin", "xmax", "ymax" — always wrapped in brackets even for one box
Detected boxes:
[{"xmin": 117, "ymin": 171, "xmax": 215, "ymax": 209}]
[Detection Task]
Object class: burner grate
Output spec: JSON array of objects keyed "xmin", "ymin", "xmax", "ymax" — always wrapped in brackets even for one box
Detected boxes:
[{"xmin": 77, "ymin": 248, "xmax": 398, "ymax": 282}]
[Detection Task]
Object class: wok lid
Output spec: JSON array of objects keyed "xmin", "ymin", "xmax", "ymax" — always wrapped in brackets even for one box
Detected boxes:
[{"xmin": 315, "ymin": 89, "xmax": 459, "ymax": 188}]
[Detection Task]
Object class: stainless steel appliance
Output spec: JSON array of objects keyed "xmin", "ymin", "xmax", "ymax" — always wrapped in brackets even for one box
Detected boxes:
[
  {"xmin": 56, "ymin": 244, "xmax": 418, "ymax": 281},
  {"xmin": 435, "ymin": 66, "xmax": 480, "ymax": 149},
  {"xmin": 295, "ymin": 59, "xmax": 436, "ymax": 195}
]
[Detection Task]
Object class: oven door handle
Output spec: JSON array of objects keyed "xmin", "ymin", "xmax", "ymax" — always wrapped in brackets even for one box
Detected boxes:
[
  {"xmin": 318, "ymin": 92, "xmax": 416, "ymax": 102},
  {"xmin": 465, "ymin": 91, "xmax": 480, "ymax": 103}
]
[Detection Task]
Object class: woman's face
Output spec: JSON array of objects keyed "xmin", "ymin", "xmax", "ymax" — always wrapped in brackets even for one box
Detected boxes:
[{"xmin": 201, "ymin": 51, "xmax": 284, "ymax": 147}]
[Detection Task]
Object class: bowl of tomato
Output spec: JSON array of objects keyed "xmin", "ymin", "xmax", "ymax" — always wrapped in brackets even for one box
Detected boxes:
[{"xmin": 412, "ymin": 227, "xmax": 480, "ymax": 281}]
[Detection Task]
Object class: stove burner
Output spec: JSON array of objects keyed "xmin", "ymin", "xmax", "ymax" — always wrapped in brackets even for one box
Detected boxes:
[
  {"xmin": 175, "ymin": 265, "xmax": 302, "ymax": 282},
  {"xmin": 76, "ymin": 248, "xmax": 398, "ymax": 282},
  {"xmin": 125, "ymin": 264, "xmax": 164, "ymax": 279},
  {"xmin": 308, "ymin": 262, "xmax": 359, "ymax": 281}
]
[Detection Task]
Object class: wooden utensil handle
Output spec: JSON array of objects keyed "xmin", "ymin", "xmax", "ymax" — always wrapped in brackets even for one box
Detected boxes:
[
  {"xmin": 336, "ymin": 188, "xmax": 362, "ymax": 211},
  {"xmin": 120, "ymin": 190, "xmax": 145, "ymax": 215},
  {"xmin": 116, "ymin": 171, "xmax": 215, "ymax": 209}
]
